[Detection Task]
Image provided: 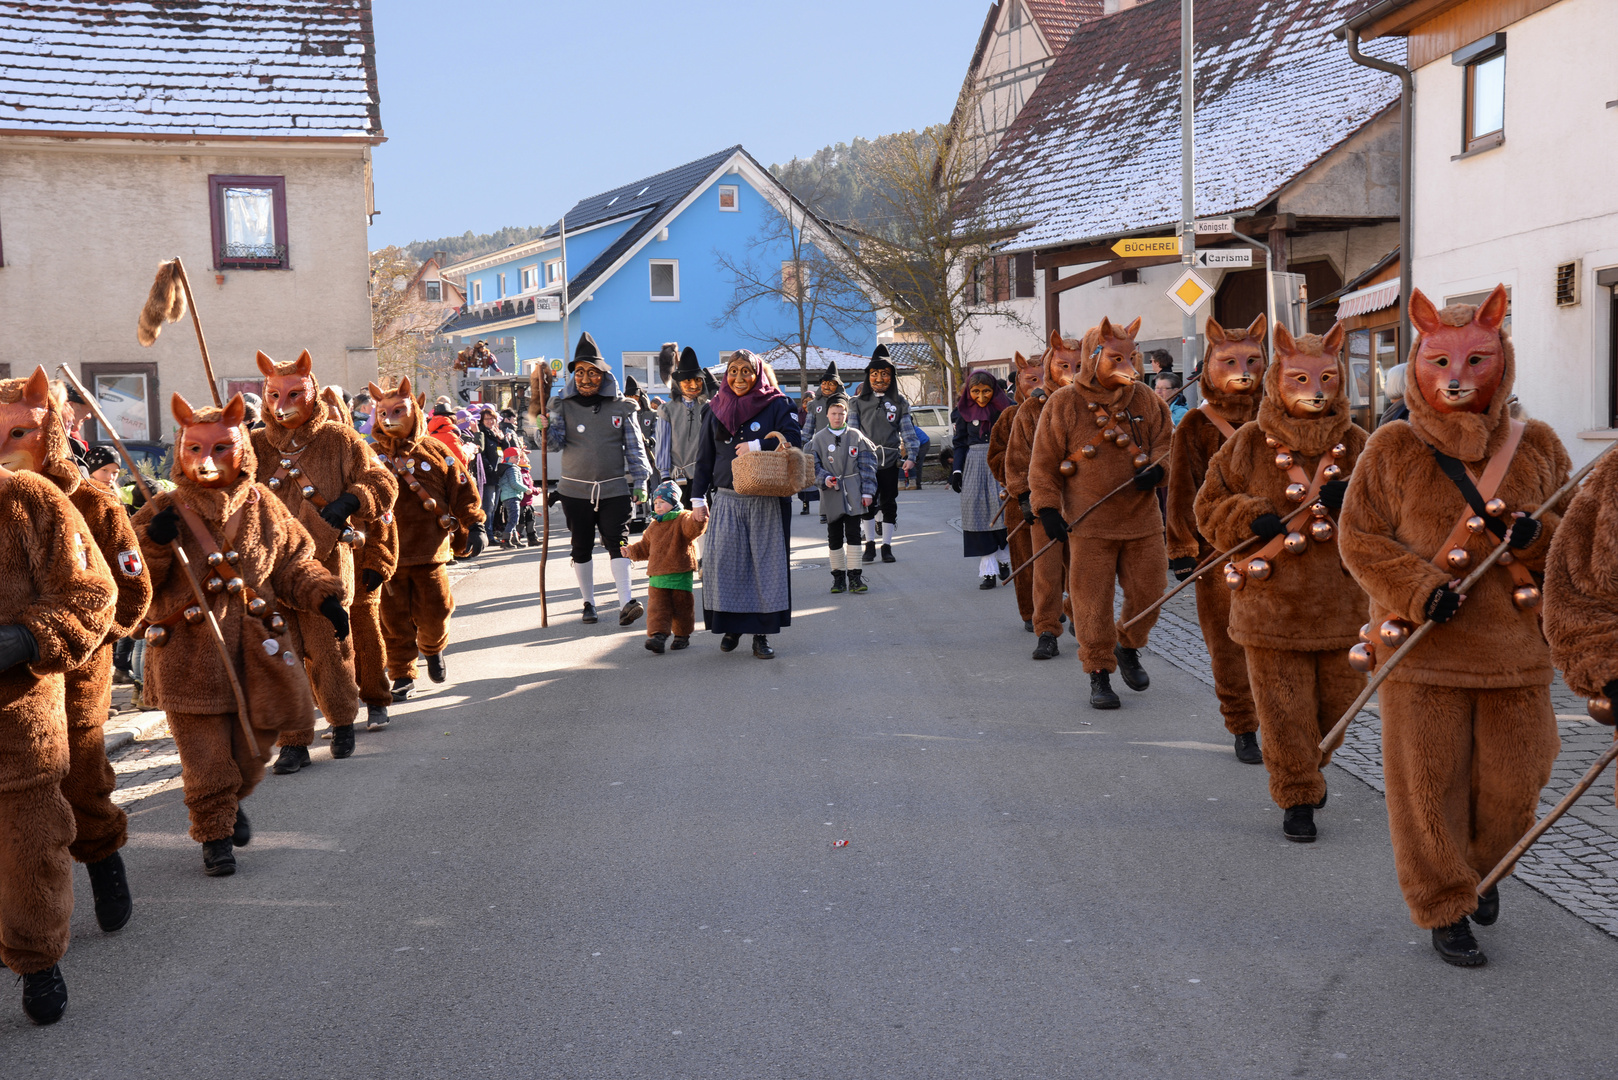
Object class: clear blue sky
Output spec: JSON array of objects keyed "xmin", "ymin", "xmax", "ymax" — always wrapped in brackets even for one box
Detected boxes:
[{"xmin": 367, "ymin": 0, "xmax": 989, "ymax": 250}]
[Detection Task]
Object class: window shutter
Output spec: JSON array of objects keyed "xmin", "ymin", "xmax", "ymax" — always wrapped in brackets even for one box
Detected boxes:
[
  {"xmin": 995, "ymin": 255, "xmax": 1011, "ymax": 303},
  {"xmin": 1555, "ymin": 261, "xmax": 1580, "ymax": 307},
  {"xmin": 1014, "ymin": 253, "xmax": 1035, "ymax": 298}
]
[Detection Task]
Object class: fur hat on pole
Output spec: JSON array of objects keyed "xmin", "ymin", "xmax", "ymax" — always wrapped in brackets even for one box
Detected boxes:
[
  {"xmin": 569, "ymin": 331, "xmax": 611, "ymax": 373},
  {"xmin": 657, "ymin": 343, "xmax": 678, "ymax": 387}
]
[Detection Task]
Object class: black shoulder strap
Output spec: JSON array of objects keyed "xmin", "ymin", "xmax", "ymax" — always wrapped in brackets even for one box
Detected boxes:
[{"xmin": 1430, "ymin": 448, "xmax": 1508, "ymax": 541}]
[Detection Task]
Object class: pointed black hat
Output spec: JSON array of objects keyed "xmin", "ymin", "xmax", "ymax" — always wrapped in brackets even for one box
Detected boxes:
[
  {"xmin": 817, "ymin": 361, "xmax": 842, "ymax": 386},
  {"xmin": 672, "ymin": 346, "xmax": 705, "ymax": 382},
  {"xmin": 569, "ymin": 331, "xmax": 610, "ymax": 373},
  {"xmin": 865, "ymin": 343, "xmax": 895, "ymax": 375}
]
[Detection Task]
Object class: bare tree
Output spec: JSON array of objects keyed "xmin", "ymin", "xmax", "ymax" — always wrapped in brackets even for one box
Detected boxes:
[{"xmin": 371, "ymin": 246, "xmax": 456, "ymax": 394}]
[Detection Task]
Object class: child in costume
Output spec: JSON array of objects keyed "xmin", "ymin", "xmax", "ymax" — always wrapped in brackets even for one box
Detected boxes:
[
  {"xmin": 1195, "ymin": 323, "xmax": 1367, "ymax": 840},
  {"xmin": 1339, "ymin": 285, "xmax": 1570, "ymax": 967},
  {"xmin": 1166, "ymin": 316, "xmax": 1266, "ymax": 764},
  {"xmin": 366, "ymin": 378, "xmax": 483, "ymax": 701},
  {"xmin": 493, "ymin": 446, "xmax": 531, "ymax": 547},
  {"xmin": 808, "ymin": 392, "xmax": 877, "ymax": 595},
  {"xmin": 848, "ymin": 345, "xmax": 919, "ymax": 563},
  {"xmin": 1029, "ymin": 319, "xmax": 1173, "ymax": 708},
  {"xmin": 134, "ymin": 393, "xmax": 347, "ymax": 877},
  {"xmin": 252, "ymin": 350, "xmax": 397, "ymax": 764},
  {"xmin": 624, "ymin": 481, "xmax": 707, "ymax": 653},
  {"xmin": 951, "ymin": 371, "xmax": 1013, "ymax": 588}
]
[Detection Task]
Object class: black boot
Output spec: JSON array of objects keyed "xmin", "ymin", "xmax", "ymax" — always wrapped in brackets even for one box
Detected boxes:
[
  {"xmin": 1032, "ymin": 632, "xmax": 1059, "ymax": 660},
  {"xmin": 202, "ymin": 838, "xmax": 236, "ymax": 877},
  {"xmin": 391, "ymin": 677, "xmax": 414, "ymax": 702},
  {"xmin": 848, "ymin": 570, "xmax": 868, "ymax": 594},
  {"xmin": 819, "ymin": 513, "xmax": 827, "ymax": 525},
  {"xmin": 800, "ymin": 501, "xmax": 810, "ymax": 515},
  {"xmin": 720, "ymin": 633, "xmax": 741, "ymax": 653},
  {"xmin": 232, "ymin": 808, "xmax": 252, "ymax": 847},
  {"xmin": 881, "ymin": 544, "xmax": 896, "ymax": 563},
  {"xmin": 862, "ymin": 541, "xmax": 877, "ymax": 563},
  {"xmin": 1283, "ymin": 804, "xmax": 1316, "ymax": 843},
  {"xmin": 670, "ymin": 635, "xmax": 690, "ymax": 650},
  {"xmin": 271, "ymin": 744, "xmax": 310, "ymax": 775},
  {"xmin": 830, "ymin": 570, "xmax": 847, "ymax": 594},
  {"xmin": 86, "ymin": 852, "xmax": 132, "ymax": 932},
  {"xmin": 21, "ymin": 964, "xmax": 67, "ymax": 1025},
  {"xmin": 1314, "ymin": 782, "xmax": 1329, "ymax": 809},
  {"xmin": 426, "ymin": 652, "xmax": 447, "ymax": 683},
  {"xmin": 1089, "ymin": 671, "xmax": 1120, "ymax": 709},
  {"xmin": 1114, "ymin": 645, "xmax": 1150, "ymax": 691},
  {"xmin": 1474, "ymin": 887, "xmax": 1500, "ymax": 927},
  {"xmin": 752, "ymin": 635, "xmax": 775, "ymax": 659},
  {"xmin": 978, "ymin": 575, "xmax": 997, "ymax": 590},
  {"xmin": 645, "ymin": 633, "xmax": 668, "ymax": 654},
  {"xmin": 1024, "ymin": 620, "xmax": 1035, "ymax": 633},
  {"xmin": 1432, "ymin": 917, "xmax": 1487, "ymax": 967},
  {"xmin": 581, "ymin": 602, "xmax": 598, "ymax": 624},
  {"xmin": 366, "ymin": 705, "xmax": 390, "ymax": 730},
  {"xmin": 998, "ymin": 561, "xmax": 1011, "ymax": 581},
  {"xmin": 330, "ymin": 724, "xmax": 355, "ymax": 759},
  {"xmin": 1234, "ymin": 731, "xmax": 1263, "ymax": 764}
]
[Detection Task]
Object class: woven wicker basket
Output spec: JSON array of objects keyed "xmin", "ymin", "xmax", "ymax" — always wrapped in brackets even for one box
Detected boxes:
[{"xmin": 731, "ymin": 431, "xmax": 812, "ymax": 498}]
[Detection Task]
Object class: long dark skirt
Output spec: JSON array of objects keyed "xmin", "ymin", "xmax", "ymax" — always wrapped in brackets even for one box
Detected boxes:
[
  {"xmin": 960, "ymin": 442, "xmax": 1008, "ymax": 557},
  {"xmin": 702, "ymin": 488, "xmax": 793, "ymax": 635}
]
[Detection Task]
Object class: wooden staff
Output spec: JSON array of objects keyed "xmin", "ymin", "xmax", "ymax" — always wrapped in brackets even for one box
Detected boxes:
[
  {"xmin": 58, "ymin": 365, "xmax": 258, "ymax": 756},
  {"xmin": 536, "ymin": 365, "xmax": 553, "ymax": 628},
  {"xmin": 1477, "ymin": 732, "xmax": 1618, "ymax": 896},
  {"xmin": 1000, "ymin": 451, "xmax": 1170, "ymax": 586},
  {"xmin": 1318, "ymin": 438, "xmax": 1618, "ymax": 753},
  {"xmin": 1119, "ymin": 500, "xmax": 1316, "ymax": 631},
  {"xmin": 170, "ymin": 258, "xmax": 223, "ymax": 406}
]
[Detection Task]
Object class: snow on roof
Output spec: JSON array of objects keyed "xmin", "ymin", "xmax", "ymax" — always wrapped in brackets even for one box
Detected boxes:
[
  {"xmin": 0, "ymin": 0, "xmax": 381, "ymax": 138},
  {"xmin": 967, "ymin": 0, "xmax": 1404, "ymax": 251}
]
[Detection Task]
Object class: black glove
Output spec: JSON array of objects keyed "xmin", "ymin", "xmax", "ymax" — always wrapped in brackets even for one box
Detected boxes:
[
  {"xmin": 1250, "ymin": 512, "xmax": 1286, "ymax": 540},
  {"xmin": 1424, "ymin": 584, "xmax": 1464, "ymax": 624},
  {"xmin": 0, "ymin": 624, "xmax": 39, "ymax": 673},
  {"xmin": 319, "ymin": 595, "xmax": 351, "ymax": 641},
  {"xmin": 1038, "ymin": 507, "xmax": 1067, "ymax": 540},
  {"xmin": 361, "ymin": 568, "xmax": 385, "ymax": 592},
  {"xmin": 319, "ymin": 492, "xmax": 362, "ymax": 530},
  {"xmin": 949, "ymin": 471, "xmax": 963, "ymax": 493},
  {"xmin": 147, "ymin": 507, "xmax": 181, "ymax": 546},
  {"xmin": 1318, "ymin": 479, "xmax": 1350, "ymax": 513},
  {"xmin": 1132, "ymin": 463, "xmax": 1165, "ymax": 491},
  {"xmin": 1018, "ymin": 493, "xmax": 1035, "ymax": 525},
  {"xmin": 1605, "ymin": 678, "xmax": 1618, "ymax": 703},
  {"xmin": 1507, "ymin": 515, "xmax": 1542, "ymax": 550},
  {"xmin": 1169, "ymin": 556, "xmax": 1199, "ymax": 582}
]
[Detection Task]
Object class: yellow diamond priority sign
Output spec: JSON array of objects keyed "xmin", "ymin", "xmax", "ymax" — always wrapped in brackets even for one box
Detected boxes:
[{"xmin": 1167, "ymin": 269, "xmax": 1212, "ymax": 316}]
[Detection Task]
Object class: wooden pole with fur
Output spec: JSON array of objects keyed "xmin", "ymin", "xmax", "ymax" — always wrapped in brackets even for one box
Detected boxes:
[
  {"xmin": 57, "ymin": 364, "xmax": 259, "ymax": 756},
  {"xmin": 1319, "ymin": 437, "xmax": 1618, "ymax": 753},
  {"xmin": 1477, "ymin": 734, "xmax": 1618, "ymax": 896},
  {"xmin": 1001, "ymin": 451, "xmax": 1171, "ymax": 586},
  {"xmin": 137, "ymin": 257, "xmax": 223, "ymax": 408},
  {"xmin": 530, "ymin": 363, "xmax": 554, "ymax": 627}
]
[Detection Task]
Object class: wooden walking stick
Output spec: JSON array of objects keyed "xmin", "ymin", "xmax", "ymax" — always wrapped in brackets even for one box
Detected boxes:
[
  {"xmin": 1477, "ymin": 729, "xmax": 1618, "ymax": 896},
  {"xmin": 1000, "ymin": 451, "xmax": 1171, "ymax": 585},
  {"xmin": 532, "ymin": 363, "xmax": 555, "ymax": 627},
  {"xmin": 1119, "ymin": 501, "xmax": 1316, "ymax": 631},
  {"xmin": 137, "ymin": 258, "xmax": 223, "ymax": 406},
  {"xmin": 1318, "ymin": 438, "xmax": 1618, "ymax": 753},
  {"xmin": 58, "ymin": 365, "xmax": 259, "ymax": 757}
]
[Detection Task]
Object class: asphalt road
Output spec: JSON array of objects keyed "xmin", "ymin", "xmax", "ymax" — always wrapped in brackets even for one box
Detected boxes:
[{"xmin": 7, "ymin": 489, "xmax": 1615, "ymax": 1078}]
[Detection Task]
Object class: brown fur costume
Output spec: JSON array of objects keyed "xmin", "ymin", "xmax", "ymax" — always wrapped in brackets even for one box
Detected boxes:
[
  {"xmin": 1543, "ymin": 448, "xmax": 1618, "ymax": 700},
  {"xmin": 1338, "ymin": 296, "xmax": 1570, "ymax": 927},
  {"xmin": 134, "ymin": 405, "xmax": 342, "ymax": 842},
  {"xmin": 251, "ymin": 353, "xmax": 396, "ymax": 741},
  {"xmin": 625, "ymin": 510, "xmax": 706, "ymax": 638},
  {"xmin": 1029, "ymin": 327, "xmax": 1173, "ymax": 672},
  {"xmin": 1004, "ymin": 364, "xmax": 1069, "ymax": 638},
  {"xmin": 1165, "ymin": 326, "xmax": 1264, "ymax": 736},
  {"xmin": 0, "ymin": 471, "xmax": 118, "ymax": 975},
  {"xmin": 370, "ymin": 384, "xmax": 482, "ymax": 682},
  {"xmin": 988, "ymin": 403, "xmax": 1033, "ymax": 622},
  {"xmin": 1196, "ymin": 330, "xmax": 1368, "ymax": 806}
]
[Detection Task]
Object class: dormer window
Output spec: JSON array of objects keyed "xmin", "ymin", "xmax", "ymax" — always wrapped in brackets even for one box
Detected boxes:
[
  {"xmin": 718, "ymin": 185, "xmax": 739, "ymax": 211},
  {"xmin": 424, "ymin": 280, "xmax": 441, "ymax": 302}
]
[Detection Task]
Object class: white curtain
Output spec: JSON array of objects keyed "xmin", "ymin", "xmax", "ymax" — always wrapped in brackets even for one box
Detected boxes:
[{"xmin": 224, "ymin": 187, "xmax": 275, "ymax": 256}]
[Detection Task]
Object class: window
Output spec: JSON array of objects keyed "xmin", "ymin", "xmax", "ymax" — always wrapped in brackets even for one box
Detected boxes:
[
  {"xmin": 209, "ymin": 175, "xmax": 288, "ymax": 269},
  {"xmin": 781, "ymin": 261, "xmax": 803, "ymax": 302},
  {"xmin": 546, "ymin": 259, "xmax": 563, "ymax": 284},
  {"xmin": 718, "ymin": 185, "xmax": 739, "ymax": 211},
  {"xmin": 1456, "ymin": 34, "xmax": 1506, "ymax": 153},
  {"xmin": 1600, "ymin": 267, "xmax": 1618, "ymax": 428},
  {"xmin": 622, "ymin": 351, "xmax": 669, "ymax": 394},
  {"xmin": 520, "ymin": 265, "xmax": 538, "ymax": 292},
  {"xmin": 497, "ymin": 273, "xmax": 507, "ymax": 299},
  {"xmin": 471, "ymin": 280, "xmax": 483, "ymax": 304},
  {"xmin": 650, "ymin": 260, "xmax": 679, "ymax": 301},
  {"xmin": 1445, "ymin": 287, "xmax": 1512, "ymax": 334},
  {"xmin": 424, "ymin": 280, "xmax": 442, "ymax": 302},
  {"xmin": 81, "ymin": 362, "xmax": 159, "ymax": 442}
]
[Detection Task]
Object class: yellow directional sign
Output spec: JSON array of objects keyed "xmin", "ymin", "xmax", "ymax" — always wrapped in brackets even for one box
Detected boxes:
[{"xmin": 1111, "ymin": 236, "xmax": 1181, "ymax": 258}]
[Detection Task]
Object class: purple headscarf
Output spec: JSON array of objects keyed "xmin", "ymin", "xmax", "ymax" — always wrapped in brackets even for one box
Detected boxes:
[
  {"xmin": 708, "ymin": 350, "xmax": 787, "ymax": 436},
  {"xmin": 956, "ymin": 370, "xmax": 1011, "ymax": 423}
]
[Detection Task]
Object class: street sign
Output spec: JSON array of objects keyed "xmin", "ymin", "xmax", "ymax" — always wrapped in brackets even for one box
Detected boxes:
[
  {"xmin": 1193, "ymin": 249, "xmax": 1254, "ymax": 269},
  {"xmin": 1194, "ymin": 218, "xmax": 1235, "ymax": 236},
  {"xmin": 1111, "ymin": 236, "xmax": 1180, "ymax": 259},
  {"xmin": 1167, "ymin": 269, "xmax": 1213, "ymax": 316}
]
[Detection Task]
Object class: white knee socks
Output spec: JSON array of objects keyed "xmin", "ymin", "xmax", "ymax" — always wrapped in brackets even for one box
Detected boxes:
[
  {"xmin": 829, "ymin": 545, "xmax": 847, "ymax": 572},
  {"xmin": 574, "ymin": 559, "xmax": 595, "ymax": 605},
  {"xmin": 611, "ymin": 557, "xmax": 633, "ymax": 606},
  {"xmin": 862, "ymin": 519, "xmax": 876, "ymax": 544},
  {"xmin": 882, "ymin": 521, "xmax": 898, "ymax": 546}
]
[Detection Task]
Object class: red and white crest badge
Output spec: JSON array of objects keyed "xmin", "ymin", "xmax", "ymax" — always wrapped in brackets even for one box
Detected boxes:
[
  {"xmin": 612, "ymin": 416, "xmax": 623, "ymax": 429},
  {"xmin": 117, "ymin": 549, "xmax": 144, "ymax": 577}
]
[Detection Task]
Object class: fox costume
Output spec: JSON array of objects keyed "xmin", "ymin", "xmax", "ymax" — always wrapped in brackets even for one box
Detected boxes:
[
  {"xmin": 1542, "ymin": 448, "xmax": 1618, "ymax": 714},
  {"xmin": 0, "ymin": 467, "xmax": 117, "ymax": 1023},
  {"xmin": 252, "ymin": 351, "xmax": 396, "ymax": 765},
  {"xmin": 1029, "ymin": 318, "xmax": 1172, "ymax": 708},
  {"xmin": 1339, "ymin": 285, "xmax": 1570, "ymax": 967},
  {"xmin": 1195, "ymin": 324, "xmax": 1368, "ymax": 839},
  {"xmin": 1166, "ymin": 317, "xmax": 1264, "ymax": 761},
  {"xmin": 366, "ymin": 378, "xmax": 482, "ymax": 698},
  {"xmin": 988, "ymin": 353, "xmax": 1040, "ymax": 629},
  {"xmin": 0, "ymin": 368, "xmax": 151, "ymax": 938},
  {"xmin": 1005, "ymin": 334, "xmax": 1083, "ymax": 658},
  {"xmin": 135, "ymin": 394, "xmax": 347, "ymax": 876}
]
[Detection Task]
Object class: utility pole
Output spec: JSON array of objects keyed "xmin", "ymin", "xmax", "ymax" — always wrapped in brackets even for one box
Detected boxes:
[
  {"xmin": 558, "ymin": 213, "xmax": 571, "ymax": 364},
  {"xmin": 1179, "ymin": 0, "xmax": 1196, "ymax": 376}
]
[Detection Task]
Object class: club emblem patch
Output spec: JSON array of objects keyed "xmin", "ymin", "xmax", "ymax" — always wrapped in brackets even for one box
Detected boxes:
[
  {"xmin": 849, "ymin": 446, "xmax": 859, "ymax": 457},
  {"xmin": 381, "ymin": 511, "xmax": 395, "ymax": 525},
  {"xmin": 884, "ymin": 402, "xmax": 897, "ymax": 421},
  {"xmin": 117, "ymin": 550, "xmax": 143, "ymax": 577},
  {"xmin": 612, "ymin": 416, "xmax": 623, "ymax": 429}
]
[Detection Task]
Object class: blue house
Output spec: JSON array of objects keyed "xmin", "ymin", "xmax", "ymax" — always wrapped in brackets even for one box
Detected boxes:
[{"xmin": 438, "ymin": 145, "xmax": 876, "ymax": 396}]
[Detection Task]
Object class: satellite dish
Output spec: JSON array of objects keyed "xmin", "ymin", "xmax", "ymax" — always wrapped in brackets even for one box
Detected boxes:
[{"xmin": 392, "ymin": 274, "xmax": 408, "ymax": 291}]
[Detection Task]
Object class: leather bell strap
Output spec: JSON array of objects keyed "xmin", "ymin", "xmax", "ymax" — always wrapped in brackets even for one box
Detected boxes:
[
  {"xmin": 1199, "ymin": 402, "xmax": 1238, "ymax": 440},
  {"xmin": 1078, "ymin": 399, "xmax": 1145, "ymax": 464},
  {"xmin": 268, "ymin": 449, "xmax": 331, "ymax": 510},
  {"xmin": 1244, "ymin": 451, "xmax": 1332, "ymax": 571},
  {"xmin": 1431, "ymin": 419, "xmax": 1535, "ymax": 589},
  {"xmin": 383, "ymin": 452, "xmax": 457, "ymax": 533},
  {"xmin": 173, "ymin": 496, "xmax": 286, "ymax": 629}
]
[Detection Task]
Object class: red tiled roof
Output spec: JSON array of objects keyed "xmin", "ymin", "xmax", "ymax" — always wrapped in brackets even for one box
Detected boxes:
[
  {"xmin": 1024, "ymin": 0, "xmax": 1102, "ymax": 49},
  {"xmin": 967, "ymin": 0, "xmax": 1405, "ymax": 250}
]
